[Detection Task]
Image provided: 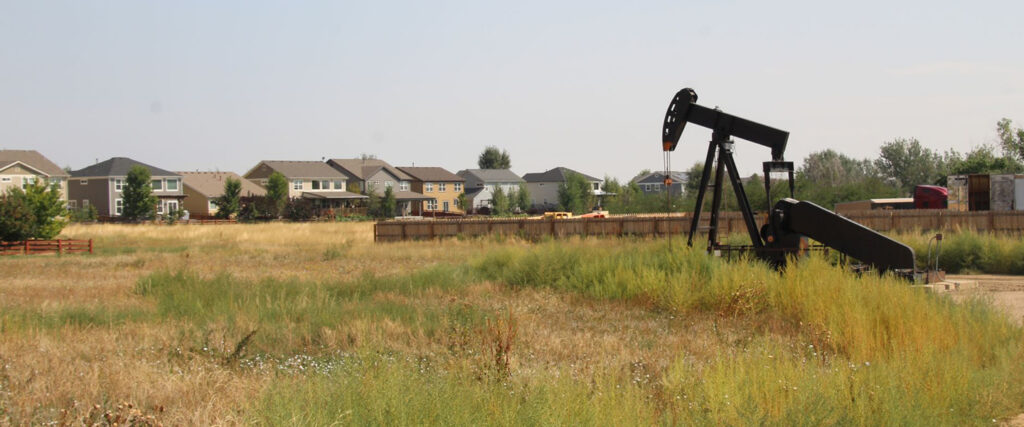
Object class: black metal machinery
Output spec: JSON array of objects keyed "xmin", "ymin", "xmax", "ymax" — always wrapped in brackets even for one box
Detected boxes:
[{"xmin": 662, "ymin": 88, "xmax": 917, "ymax": 274}]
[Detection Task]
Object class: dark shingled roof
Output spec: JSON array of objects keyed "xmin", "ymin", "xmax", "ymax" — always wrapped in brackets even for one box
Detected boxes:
[
  {"xmin": 71, "ymin": 157, "xmax": 179, "ymax": 178},
  {"xmin": 0, "ymin": 149, "xmax": 69, "ymax": 177},
  {"xmin": 397, "ymin": 166, "xmax": 464, "ymax": 182},
  {"xmin": 521, "ymin": 167, "xmax": 600, "ymax": 183},
  {"xmin": 633, "ymin": 171, "xmax": 688, "ymax": 184}
]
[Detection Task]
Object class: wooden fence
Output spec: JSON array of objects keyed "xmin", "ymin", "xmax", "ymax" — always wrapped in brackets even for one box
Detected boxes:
[
  {"xmin": 374, "ymin": 210, "xmax": 1024, "ymax": 242},
  {"xmin": 0, "ymin": 239, "xmax": 93, "ymax": 255}
]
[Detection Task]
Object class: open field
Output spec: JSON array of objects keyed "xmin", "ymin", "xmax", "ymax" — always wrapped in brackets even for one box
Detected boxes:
[{"xmin": 2, "ymin": 222, "xmax": 1024, "ymax": 425}]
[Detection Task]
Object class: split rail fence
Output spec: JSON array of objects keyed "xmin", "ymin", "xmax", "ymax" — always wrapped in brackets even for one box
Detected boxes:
[
  {"xmin": 374, "ymin": 210, "xmax": 1024, "ymax": 242},
  {"xmin": 0, "ymin": 239, "xmax": 94, "ymax": 255}
]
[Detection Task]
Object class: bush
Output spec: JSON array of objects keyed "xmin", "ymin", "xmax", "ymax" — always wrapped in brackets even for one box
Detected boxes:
[
  {"xmin": 284, "ymin": 198, "xmax": 316, "ymax": 221},
  {"xmin": 0, "ymin": 192, "xmax": 35, "ymax": 241}
]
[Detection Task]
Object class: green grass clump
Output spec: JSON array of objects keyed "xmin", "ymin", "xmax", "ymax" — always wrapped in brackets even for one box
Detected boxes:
[
  {"xmin": 134, "ymin": 264, "xmax": 482, "ymax": 354},
  {"xmin": 0, "ymin": 306, "xmax": 151, "ymax": 331}
]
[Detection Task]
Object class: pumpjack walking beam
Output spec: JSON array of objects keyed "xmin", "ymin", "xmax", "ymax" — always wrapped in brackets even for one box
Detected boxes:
[{"xmin": 661, "ymin": 88, "xmax": 789, "ymax": 251}]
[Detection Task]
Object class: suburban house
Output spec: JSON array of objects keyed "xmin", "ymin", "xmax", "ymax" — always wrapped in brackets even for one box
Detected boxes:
[
  {"xmin": 397, "ymin": 166, "xmax": 466, "ymax": 215},
  {"xmin": 455, "ymin": 169, "xmax": 524, "ymax": 211},
  {"xmin": 0, "ymin": 149, "xmax": 69, "ymax": 203},
  {"xmin": 522, "ymin": 167, "xmax": 607, "ymax": 210},
  {"xmin": 179, "ymin": 171, "xmax": 267, "ymax": 218},
  {"xmin": 327, "ymin": 158, "xmax": 431, "ymax": 216},
  {"xmin": 68, "ymin": 157, "xmax": 185, "ymax": 217},
  {"xmin": 243, "ymin": 161, "xmax": 366, "ymax": 209},
  {"xmin": 632, "ymin": 171, "xmax": 688, "ymax": 195}
]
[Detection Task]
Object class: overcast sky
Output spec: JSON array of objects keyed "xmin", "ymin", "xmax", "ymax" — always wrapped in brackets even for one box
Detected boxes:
[{"xmin": 2, "ymin": 1, "xmax": 1022, "ymax": 181}]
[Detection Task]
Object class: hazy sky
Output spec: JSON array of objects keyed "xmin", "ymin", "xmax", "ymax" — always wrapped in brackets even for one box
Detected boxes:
[{"xmin": 2, "ymin": 1, "xmax": 1022, "ymax": 181}]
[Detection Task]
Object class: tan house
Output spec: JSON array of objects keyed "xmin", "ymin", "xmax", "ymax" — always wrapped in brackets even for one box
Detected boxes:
[
  {"xmin": 0, "ymin": 150, "xmax": 69, "ymax": 203},
  {"xmin": 179, "ymin": 172, "xmax": 267, "ymax": 218},
  {"xmin": 68, "ymin": 157, "xmax": 185, "ymax": 217},
  {"xmin": 397, "ymin": 167, "xmax": 466, "ymax": 215},
  {"xmin": 327, "ymin": 158, "xmax": 432, "ymax": 216},
  {"xmin": 243, "ymin": 161, "xmax": 367, "ymax": 208}
]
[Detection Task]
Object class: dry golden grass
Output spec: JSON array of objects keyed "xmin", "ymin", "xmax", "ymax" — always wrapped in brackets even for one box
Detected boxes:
[{"xmin": 2, "ymin": 222, "xmax": 735, "ymax": 424}]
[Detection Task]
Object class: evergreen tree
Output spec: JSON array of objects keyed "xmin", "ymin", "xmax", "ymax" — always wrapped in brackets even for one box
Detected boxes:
[
  {"xmin": 0, "ymin": 191, "xmax": 35, "ymax": 241},
  {"xmin": 382, "ymin": 186, "xmax": 397, "ymax": 218},
  {"xmin": 491, "ymin": 186, "xmax": 509, "ymax": 216},
  {"xmin": 122, "ymin": 165, "xmax": 158, "ymax": 221},
  {"xmin": 516, "ymin": 182, "xmax": 530, "ymax": 212},
  {"xmin": 265, "ymin": 172, "xmax": 289, "ymax": 218},
  {"xmin": 214, "ymin": 177, "xmax": 243, "ymax": 219}
]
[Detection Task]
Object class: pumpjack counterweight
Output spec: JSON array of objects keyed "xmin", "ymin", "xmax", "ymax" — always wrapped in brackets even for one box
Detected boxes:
[{"xmin": 661, "ymin": 87, "xmax": 916, "ymax": 275}]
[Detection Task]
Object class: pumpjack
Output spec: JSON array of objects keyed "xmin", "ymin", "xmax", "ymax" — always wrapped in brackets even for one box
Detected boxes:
[{"xmin": 662, "ymin": 88, "xmax": 917, "ymax": 275}]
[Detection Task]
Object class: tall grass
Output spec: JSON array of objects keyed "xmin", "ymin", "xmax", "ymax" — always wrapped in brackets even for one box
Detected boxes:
[
  {"xmin": 898, "ymin": 230, "xmax": 1024, "ymax": 274},
  {"xmin": 133, "ymin": 265, "xmax": 482, "ymax": 354},
  {"xmin": 463, "ymin": 241, "xmax": 1024, "ymax": 423}
]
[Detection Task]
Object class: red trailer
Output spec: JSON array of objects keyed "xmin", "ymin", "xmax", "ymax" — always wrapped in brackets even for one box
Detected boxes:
[{"xmin": 913, "ymin": 185, "xmax": 948, "ymax": 209}]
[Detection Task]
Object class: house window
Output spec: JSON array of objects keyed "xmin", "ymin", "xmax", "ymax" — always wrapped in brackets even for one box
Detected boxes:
[
  {"xmin": 385, "ymin": 181, "xmax": 393, "ymax": 189},
  {"xmin": 426, "ymin": 200, "xmax": 438, "ymax": 210},
  {"xmin": 438, "ymin": 182, "xmax": 446, "ymax": 192},
  {"xmin": 209, "ymin": 200, "xmax": 217, "ymax": 211},
  {"xmin": 114, "ymin": 179, "xmax": 123, "ymax": 192},
  {"xmin": 292, "ymin": 180, "xmax": 303, "ymax": 190},
  {"xmin": 23, "ymin": 177, "xmax": 37, "ymax": 189},
  {"xmin": 68, "ymin": 200, "xmax": 77, "ymax": 209},
  {"xmin": 592, "ymin": 182, "xmax": 600, "ymax": 191},
  {"xmin": 334, "ymin": 181, "xmax": 344, "ymax": 190},
  {"xmin": 115, "ymin": 199, "xmax": 123, "ymax": 215},
  {"xmin": 454, "ymin": 183, "xmax": 462, "ymax": 192},
  {"xmin": 1, "ymin": 177, "xmax": 10, "ymax": 183},
  {"xmin": 166, "ymin": 179, "xmax": 178, "ymax": 191},
  {"xmin": 152, "ymin": 179, "xmax": 163, "ymax": 191},
  {"xmin": 425, "ymin": 182, "xmax": 433, "ymax": 192},
  {"xmin": 82, "ymin": 200, "xmax": 89, "ymax": 208},
  {"xmin": 166, "ymin": 201, "xmax": 178, "ymax": 214},
  {"xmin": 312, "ymin": 180, "xmax": 321, "ymax": 190},
  {"xmin": 80, "ymin": 179, "xmax": 87, "ymax": 185},
  {"xmin": 157, "ymin": 201, "xmax": 164, "ymax": 214},
  {"xmin": 399, "ymin": 181, "xmax": 409, "ymax": 191},
  {"xmin": 484, "ymin": 184, "xmax": 493, "ymax": 192},
  {"xmin": 443, "ymin": 201, "xmax": 449, "ymax": 212}
]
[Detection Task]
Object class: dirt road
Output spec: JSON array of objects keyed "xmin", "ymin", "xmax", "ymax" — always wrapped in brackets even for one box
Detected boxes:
[{"xmin": 948, "ymin": 274, "xmax": 1024, "ymax": 325}]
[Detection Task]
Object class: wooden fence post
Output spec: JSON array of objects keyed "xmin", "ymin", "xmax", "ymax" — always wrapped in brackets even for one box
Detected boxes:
[
  {"xmin": 89, "ymin": 239, "xmax": 94, "ymax": 254},
  {"xmin": 57, "ymin": 239, "xmax": 63, "ymax": 255},
  {"xmin": 24, "ymin": 240, "xmax": 29, "ymax": 255}
]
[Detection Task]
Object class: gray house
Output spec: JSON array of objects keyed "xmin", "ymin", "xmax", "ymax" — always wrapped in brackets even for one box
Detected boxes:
[
  {"xmin": 69, "ymin": 157, "xmax": 185, "ymax": 217},
  {"xmin": 522, "ymin": 167, "xmax": 606, "ymax": 210},
  {"xmin": 327, "ymin": 158, "xmax": 431, "ymax": 215},
  {"xmin": 632, "ymin": 171, "xmax": 687, "ymax": 196},
  {"xmin": 455, "ymin": 169, "xmax": 524, "ymax": 211}
]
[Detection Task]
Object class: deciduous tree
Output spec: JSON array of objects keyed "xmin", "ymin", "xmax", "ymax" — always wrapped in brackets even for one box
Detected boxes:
[
  {"xmin": 214, "ymin": 177, "xmax": 242, "ymax": 219},
  {"xmin": 477, "ymin": 146, "xmax": 511, "ymax": 169}
]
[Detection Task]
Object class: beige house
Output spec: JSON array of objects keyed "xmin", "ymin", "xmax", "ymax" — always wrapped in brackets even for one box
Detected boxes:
[
  {"xmin": 179, "ymin": 172, "xmax": 266, "ymax": 218},
  {"xmin": 243, "ymin": 161, "xmax": 367, "ymax": 208},
  {"xmin": 522, "ymin": 167, "xmax": 606, "ymax": 210},
  {"xmin": 0, "ymin": 150, "xmax": 69, "ymax": 203},
  {"xmin": 397, "ymin": 167, "xmax": 466, "ymax": 215}
]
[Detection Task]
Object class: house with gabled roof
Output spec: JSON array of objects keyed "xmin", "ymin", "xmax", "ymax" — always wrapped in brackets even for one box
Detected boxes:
[
  {"xmin": 69, "ymin": 157, "xmax": 185, "ymax": 217},
  {"xmin": 522, "ymin": 167, "xmax": 607, "ymax": 210},
  {"xmin": 397, "ymin": 166, "xmax": 465, "ymax": 215},
  {"xmin": 0, "ymin": 150, "xmax": 70, "ymax": 203},
  {"xmin": 327, "ymin": 158, "xmax": 432, "ymax": 216},
  {"xmin": 456, "ymin": 169, "xmax": 524, "ymax": 211},
  {"xmin": 242, "ymin": 161, "xmax": 367, "ymax": 209},
  {"xmin": 632, "ymin": 171, "xmax": 688, "ymax": 195},
  {"xmin": 179, "ymin": 171, "xmax": 266, "ymax": 218}
]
